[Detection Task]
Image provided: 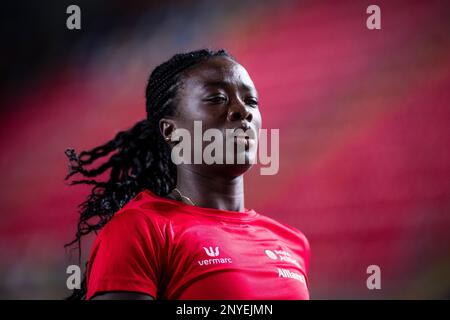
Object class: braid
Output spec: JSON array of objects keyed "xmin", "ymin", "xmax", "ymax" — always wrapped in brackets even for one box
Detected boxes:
[{"xmin": 64, "ymin": 48, "xmax": 232, "ymax": 299}]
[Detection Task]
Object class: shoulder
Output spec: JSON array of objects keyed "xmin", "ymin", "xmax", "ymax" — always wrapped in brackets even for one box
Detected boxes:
[
  {"xmin": 284, "ymin": 222, "xmax": 310, "ymax": 252},
  {"xmin": 256, "ymin": 213, "xmax": 311, "ymax": 272},
  {"xmin": 256, "ymin": 213, "xmax": 311, "ymax": 253},
  {"xmin": 110, "ymin": 190, "xmax": 172, "ymax": 224},
  {"xmin": 95, "ymin": 191, "xmax": 172, "ymax": 245},
  {"xmin": 87, "ymin": 191, "xmax": 173, "ymax": 273}
]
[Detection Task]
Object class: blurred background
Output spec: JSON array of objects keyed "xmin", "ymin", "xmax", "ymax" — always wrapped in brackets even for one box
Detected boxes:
[{"xmin": 0, "ymin": 0, "xmax": 449, "ymax": 299}]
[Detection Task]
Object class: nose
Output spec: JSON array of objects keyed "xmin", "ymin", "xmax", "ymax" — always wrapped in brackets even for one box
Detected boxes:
[{"xmin": 227, "ymin": 100, "xmax": 253, "ymax": 123}]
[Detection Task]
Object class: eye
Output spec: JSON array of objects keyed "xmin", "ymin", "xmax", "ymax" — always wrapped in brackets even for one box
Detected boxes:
[
  {"xmin": 245, "ymin": 97, "xmax": 259, "ymax": 108},
  {"xmin": 205, "ymin": 94, "xmax": 228, "ymax": 104}
]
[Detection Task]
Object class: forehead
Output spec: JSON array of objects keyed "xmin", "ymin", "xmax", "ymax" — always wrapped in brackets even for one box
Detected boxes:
[{"xmin": 182, "ymin": 56, "xmax": 257, "ymax": 93}]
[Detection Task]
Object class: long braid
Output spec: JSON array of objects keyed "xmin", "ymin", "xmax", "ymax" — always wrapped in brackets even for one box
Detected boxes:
[{"xmin": 64, "ymin": 49, "xmax": 232, "ymax": 299}]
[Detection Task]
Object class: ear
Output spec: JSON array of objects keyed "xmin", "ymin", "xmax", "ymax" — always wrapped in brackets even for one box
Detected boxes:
[{"xmin": 159, "ymin": 118, "xmax": 177, "ymax": 143}]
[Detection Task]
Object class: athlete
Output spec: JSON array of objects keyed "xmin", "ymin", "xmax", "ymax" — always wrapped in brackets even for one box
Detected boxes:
[{"xmin": 65, "ymin": 49, "xmax": 310, "ymax": 300}]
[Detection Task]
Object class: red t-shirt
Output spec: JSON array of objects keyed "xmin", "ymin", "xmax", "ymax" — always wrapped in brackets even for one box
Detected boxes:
[{"xmin": 86, "ymin": 189, "xmax": 310, "ymax": 300}]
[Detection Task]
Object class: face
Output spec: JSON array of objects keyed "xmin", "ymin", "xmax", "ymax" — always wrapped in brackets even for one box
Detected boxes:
[{"xmin": 161, "ymin": 56, "xmax": 262, "ymax": 178}]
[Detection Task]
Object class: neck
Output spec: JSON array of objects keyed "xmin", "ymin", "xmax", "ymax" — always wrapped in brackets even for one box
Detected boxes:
[{"xmin": 175, "ymin": 166, "xmax": 245, "ymax": 212}]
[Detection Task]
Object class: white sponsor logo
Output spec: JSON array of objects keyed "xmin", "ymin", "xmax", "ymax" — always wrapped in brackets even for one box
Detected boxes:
[
  {"xmin": 264, "ymin": 249, "xmax": 278, "ymax": 260},
  {"xmin": 198, "ymin": 246, "xmax": 233, "ymax": 266},
  {"xmin": 203, "ymin": 246, "xmax": 219, "ymax": 257},
  {"xmin": 277, "ymin": 268, "xmax": 307, "ymax": 286},
  {"xmin": 265, "ymin": 249, "xmax": 301, "ymax": 268}
]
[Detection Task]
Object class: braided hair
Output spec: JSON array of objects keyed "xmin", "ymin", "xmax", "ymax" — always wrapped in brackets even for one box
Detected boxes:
[{"xmin": 64, "ymin": 49, "xmax": 233, "ymax": 299}]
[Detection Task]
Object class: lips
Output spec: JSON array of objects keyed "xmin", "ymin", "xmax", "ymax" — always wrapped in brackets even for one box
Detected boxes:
[
  {"xmin": 233, "ymin": 131, "xmax": 255, "ymax": 145},
  {"xmin": 232, "ymin": 125, "xmax": 256, "ymax": 139},
  {"xmin": 230, "ymin": 129, "xmax": 255, "ymax": 151}
]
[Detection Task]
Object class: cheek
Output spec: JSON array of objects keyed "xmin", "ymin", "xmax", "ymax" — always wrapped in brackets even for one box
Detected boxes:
[
  {"xmin": 178, "ymin": 90, "xmax": 211, "ymax": 120},
  {"xmin": 253, "ymin": 110, "xmax": 262, "ymax": 129}
]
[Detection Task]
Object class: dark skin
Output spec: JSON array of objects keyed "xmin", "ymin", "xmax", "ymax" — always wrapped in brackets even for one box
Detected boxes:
[{"xmin": 92, "ymin": 56, "xmax": 261, "ymax": 300}]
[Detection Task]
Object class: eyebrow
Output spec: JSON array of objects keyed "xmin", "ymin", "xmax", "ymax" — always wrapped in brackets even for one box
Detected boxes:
[{"xmin": 202, "ymin": 80, "xmax": 257, "ymax": 95}]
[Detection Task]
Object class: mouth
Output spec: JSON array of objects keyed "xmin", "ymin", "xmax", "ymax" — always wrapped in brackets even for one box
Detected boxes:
[
  {"xmin": 233, "ymin": 134, "xmax": 255, "ymax": 149},
  {"xmin": 229, "ymin": 125, "xmax": 256, "ymax": 150},
  {"xmin": 234, "ymin": 135, "xmax": 249, "ymax": 142}
]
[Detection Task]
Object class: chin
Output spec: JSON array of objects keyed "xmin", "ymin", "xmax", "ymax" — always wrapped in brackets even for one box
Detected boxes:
[{"xmin": 223, "ymin": 162, "xmax": 254, "ymax": 178}]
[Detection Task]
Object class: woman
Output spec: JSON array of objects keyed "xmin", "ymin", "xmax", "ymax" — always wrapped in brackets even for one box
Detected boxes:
[{"xmin": 65, "ymin": 49, "xmax": 310, "ymax": 300}]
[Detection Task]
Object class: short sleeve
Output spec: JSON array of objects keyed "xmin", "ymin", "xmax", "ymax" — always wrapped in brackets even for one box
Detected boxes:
[{"xmin": 86, "ymin": 209, "xmax": 166, "ymax": 300}]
